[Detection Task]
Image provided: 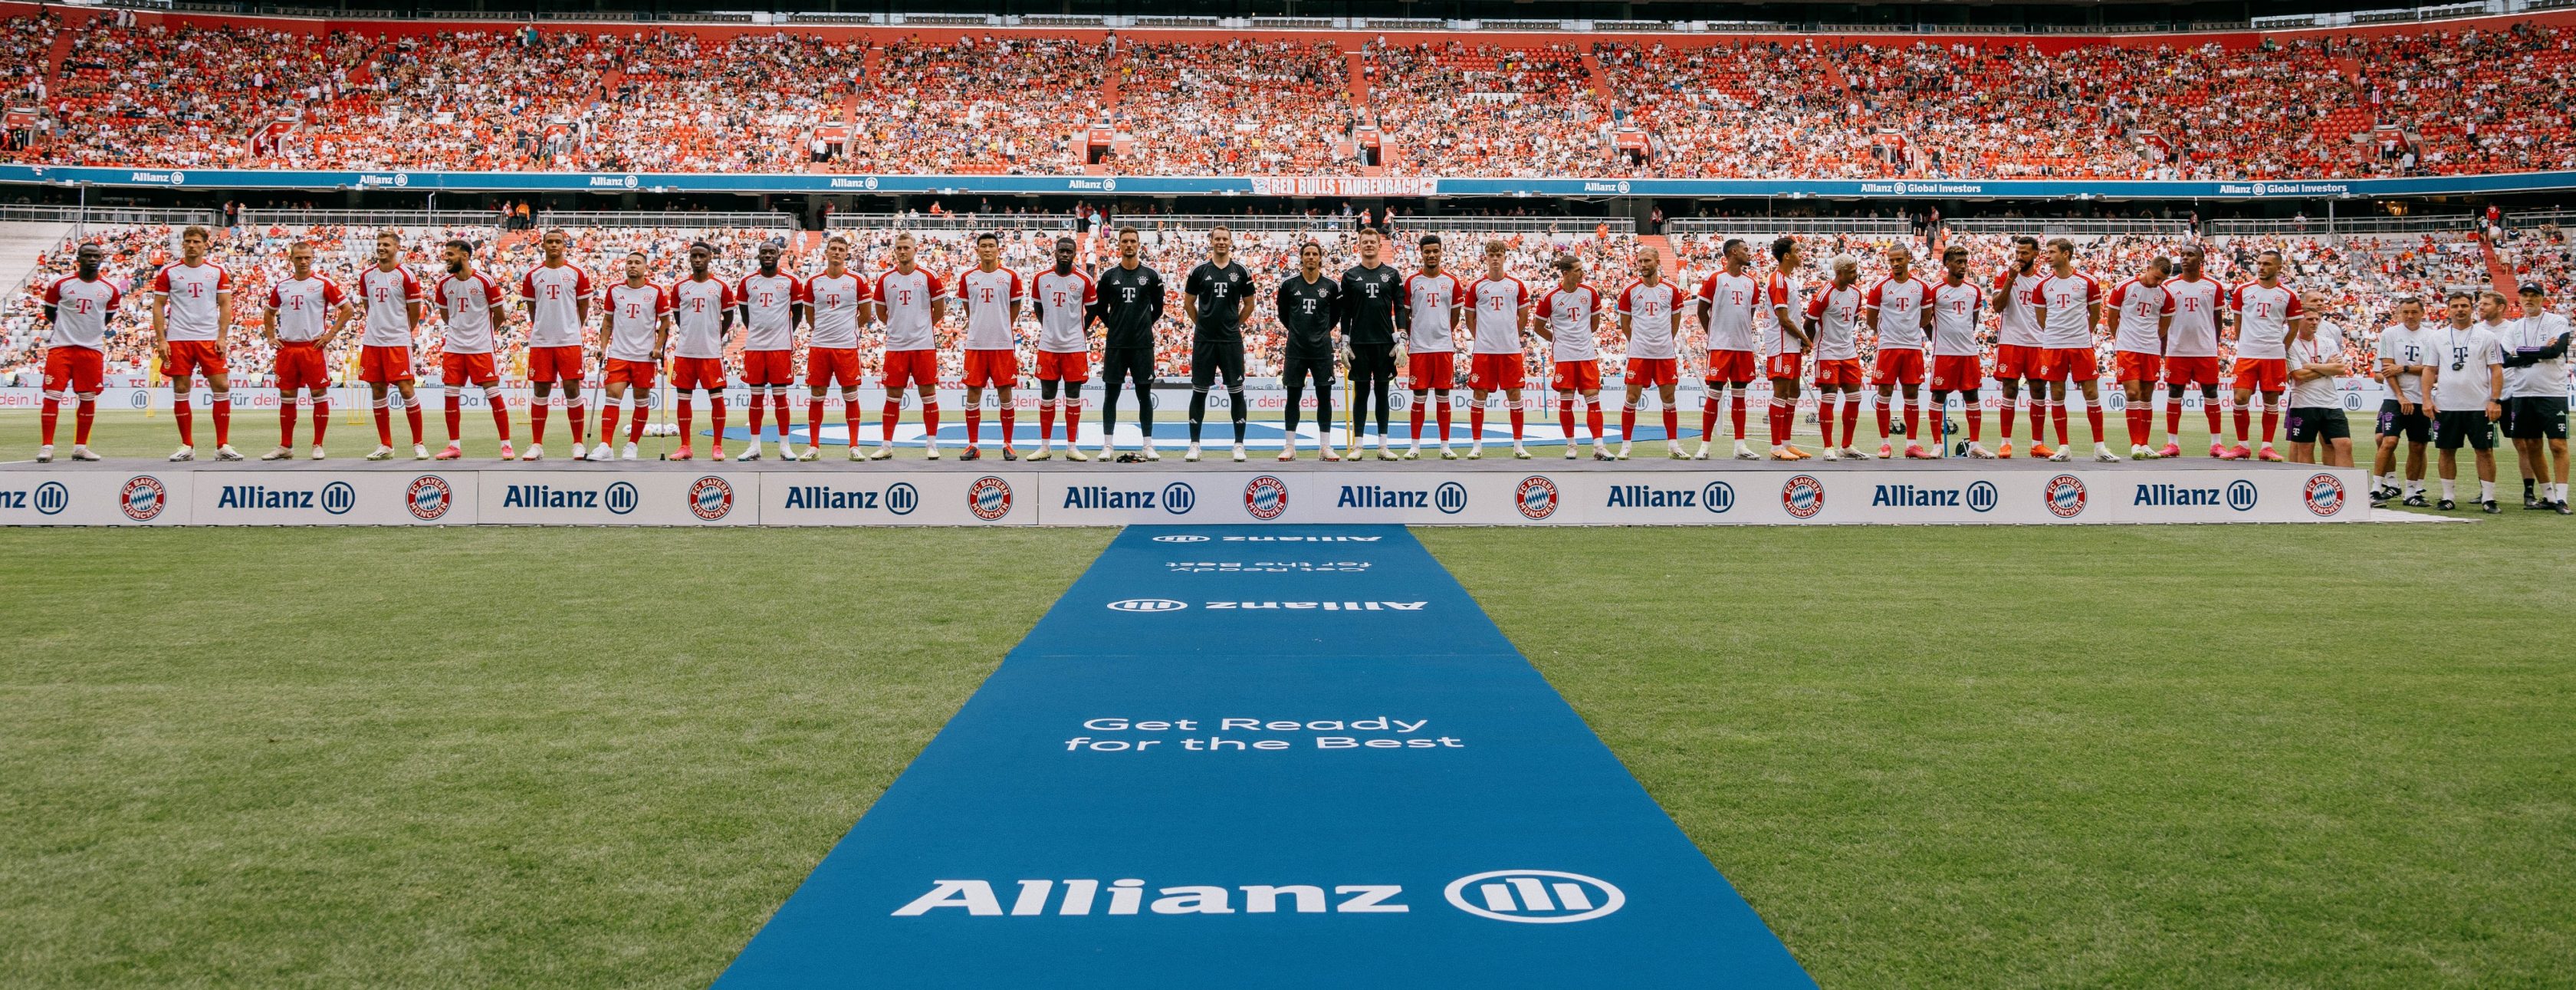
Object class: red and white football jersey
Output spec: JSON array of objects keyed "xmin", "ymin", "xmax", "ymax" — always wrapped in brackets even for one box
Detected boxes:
[
  {"xmin": 805, "ymin": 270, "xmax": 866, "ymax": 350},
  {"xmin": 356, "ymin": 264, "xmax": 422, "ymax": 347},
  {"xmin": 1697, "ymin": 269, "xmax": 1760, "ymax": 354},
  {"xmin": 669, "ymin": 276, "xmax": 736, "ymax": 360},
  {"xmin": 153, "ymin": 261, "xmax": 229, "ymax": 341},
  {"xmin": 44, "ymin": 275, "xmax": 122, "ymax": 350},
  {"xmin": 1534, "ymin": 285, "xmax": 1601, "ymax": 362},
  {"xmin": 520, "ymin": 262, "xmax": 593, "ymax": 349},
  {"xmin": 1763, "ymin": 271, "xmax": 1808, "ymax": 356},
  {"xmin": 2033, "ymin": 271, "xmax": 2103, "ymax": 349},
  {"xmin": 2229, "ymin": 281, "xmax": 2302, "ymax": 359},
  {"xmin": 1805, "ymin": 282, "xmax": 1865, "ymax": 361},
  {"xmin": 1467, "ymin": 275, "xmax": 1530, "ymax": 355},
  {"xmin": 1867, "ymin": 275, "xmax": 1934, "ymax": 350},
  {"xmin": 738, "ymin": 271, "xmax": 803, "ymax": 352},
  {"xmin": 2162, "ymin": 275, "xmax": 2226, "ymax": 358},
  {"xmin": 435, "ymin": 271, "xmax": 504, "ymax": 354},
  {"xmin": 1929, "ymin": 279, "xmax": 1986, "ymax": 357},
  {"xmin": 956, "ymin": 265, "xmax": 1024, "ymax": 350},
  {"xmin": 1993, "ymin": 268, "xmax": 2045, "ymax": 348},
  {"xmin": 1032, "ymin": 268, "xmax": 1096, "ymax": 354},
  {"xmin": 1615, "ymin": 279, "xmax": 1684, "ymax": 360},
  {"xmin": 2106, "ymin": 278, "xmax": 2175, "ymax": 354},
  {"xmin": 1405, "ymin": 271, "xmax": 1465, "ymax": 353},
  {"xmin": 876, "ymin": 268, "xmax": 945, "ymax": 351},
  {"xmin": 603, "ymin": 282, "xmax": 670, "ymax": 362},
  {"xmin": 266, "ymin": 275, "xmax": 343, "ymax": 344}
]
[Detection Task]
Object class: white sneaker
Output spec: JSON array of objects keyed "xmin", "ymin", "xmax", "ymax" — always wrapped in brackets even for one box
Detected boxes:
[
  {"xmin": 1968, "ymin": 444, "xmax": 1997, "ymax": 459},
  {"xmin": 1821, "ymin": 446, "xmax": 1843, "ymax": 461},
  {"xmin": 2094, "ymin": 443, "xmax": 2124, "ymax": 463},
  {"xmin": 1591, "ymin": 442, "xmax": 1612, "ymax": 461},
  {"xmin": 524, "ymin": 443, "xmax": 547, "ymax": 462},
  {"xmin": 2048, "ymin": 446, "xmax": 2074, "ymax": 462},
  {"xmin": 1733, "ymin": 440, "xmax": 1759, "ymax": 460},
  {"xmin": 1403, "ymin": 442, "xmax": 1420, "ymax": 460},
  {"xmin": 1840, "ymin": 446, "xmax": 1871, "ymax": 460},
  {"xmin": 413, "ymin": 444, "xmax": 432, "ymax": 460},
  {"xmin": 169, "ymin": 445, "xmax": 196, "ymax": 462},
  {"xmin": 259, "ymin": 445, "xmax": 294, "ymax": 461},
  {"xmin": 620, "ymin": 442, "xmax": 639, "ymax": 461},
  {"xmin": 1617, "ymin": 440, "xmax": 1634, "ymax": 460},
  {"xmin": 797, "ymin": 446, "xmax": 820, "ymax": 462},
  {"xmin": 1066, "ymin": 446, "xmax": 1090, "ymax": 462},
  {"xmin": 310, "ymin": 446, "xmax": 326, "ymax": 460},
  {"xmin": 1184, "ymin": 442, "xmax": 1202, "ymax": 462},
  {"xmin": 1668, "ymin": 442, "xmax": 1688, "ymax": 460},
  {"xmin": 923, "ymin": 442, "xmax": 939, "ymax": 460},
  {"xmin": 1563, "ymin": 443, "xmax": 1579, "ymax": 459},
  {"xmin": 735, "ymin": 446, "xmax": 761, "ymax": 462},
  {"xmin": 2129, "ymin": 444, "xmax": 2150, "ymax": 460},
  {"xmin": 1276, "ymin": 445, "xmax": 1296, "ymax": 462},
  {"xmin": 1467, "ymin": 443, "xmax": 1484, "ymax": 460},
  {"xmin": 776, "ymin": 442, "xmax": 799, "ymax": 461},
  {"xmin": 1377, "ymin": 445, "xmax": 1400, "ymax": 462},
  {"xmin": 1694, "ymin": 441, "xmax": 1711, "ymax": 459},
  {"xmin": 1143, "ymin": 443, "xmax": 1162, "ymax": 462},
  {"xmin": 590, "ymin": 441, "xmax": 614, "ymax": 462},
  {"xmin": 1513, "ymin": 444, "xmax": 1532, "ymax": 459},
  {"xmin": 847, "ymin": 445, "xmax": 866, "ymax": 461},
  {"xmin": 214, "ymin": 445, "xmax": 245, "ymax": 462},
  {"xmin": 35, "ymin": 444, "xmax": 53, "ymax": 463},
  {"xmin": 71, "ymin": 445, "xmax": 100, "ymax": 461},
  {"xmin": 1028, "ymin": 442, "xmax": 1053, "ymax": 462},
  {"xmin": 1231, "ymin": 442, "xmax": 1247, "ymax": 462},
  {"xmin": 365, "ymin": 445, "xmax": 395, "ymax": 461},
  {"xmin": 872, "ymin": 444, "xmax": 895, "ymax": 461}
]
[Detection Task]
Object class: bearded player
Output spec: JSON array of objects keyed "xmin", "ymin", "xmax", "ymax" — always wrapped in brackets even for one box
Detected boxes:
[{"xmin": 1614, "ymin": 245, "xmax": 1688, "ymax": 459}]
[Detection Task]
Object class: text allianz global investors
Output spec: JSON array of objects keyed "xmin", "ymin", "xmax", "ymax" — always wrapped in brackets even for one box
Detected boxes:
[{"xmin": 1064, "ymin": 716, "xmax": 1467, "ymax": 753}]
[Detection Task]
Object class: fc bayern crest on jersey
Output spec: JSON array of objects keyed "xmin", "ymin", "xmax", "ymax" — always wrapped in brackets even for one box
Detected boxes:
[
  {"xmin": 406, "ymin": 475, "xmax": 454, "ymax": 521},
  {"xmin": 2303, "ymin": 473, "xmax": 2348, "ymax": 516},
  {"xmin": 2043, "ymin": 474, "xmax": 2088, "ymax": 518},
  {"xmin": 688, "ymin": 475, "xmax": 735, "ymax": 521},
  {"xmin": 1515, "ymin": 475, "xmax": 1559, "ymax": 520},
  {"xmin": 1779, "ymin": 474, "xmax": 1825, "ymax": 519},
  {"xmin": 120, "ymin": 475, "xmax": 167, "ymax": 521},
  {"xmin": 1243, "ymin": 475, "xmax": 1290, "ymax": 520},
  {"xmin": 967, "ymin": 475, "xmax": 1014, "ymax": 521}
]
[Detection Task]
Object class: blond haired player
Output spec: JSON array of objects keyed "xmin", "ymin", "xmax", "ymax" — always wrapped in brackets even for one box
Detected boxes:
[
  {"xmin": 354, "ymin": 229, "xmax": 430, "ymax": 461},
  {"xmin": 258, "ymin": 241, "xmax": 350, "ymax": 460},
  {"xmin": 150, "ymin": 225, "xmax": 241, "ymax": 461}
]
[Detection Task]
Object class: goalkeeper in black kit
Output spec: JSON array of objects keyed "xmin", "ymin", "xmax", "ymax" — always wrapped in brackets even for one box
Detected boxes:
[
  {"xmin": 1341, "ymin": 225, "xmax": 1406, "ymax": 461},
  {"xmin": 1090, "ymin": 225, "xmax": 1166, "ymax": 460},
  {"xmin": 1276, "ymin": 241, "xmax": 1343, "ymax": 461}
]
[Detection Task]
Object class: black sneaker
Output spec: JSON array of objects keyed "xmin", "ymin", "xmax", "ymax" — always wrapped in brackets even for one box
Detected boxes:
[
  {"xmin": 2374, "ymin": 485, "xmax": 2401, "ymax": 501},
  {"xmin": 2371, "ymin": 495, "xmax": 2391, "ymax": 508},
  {"xmin": 1000, "ymin": 446, "xmax": 1018, "ymax": 462},
  {"xmin": 2556, "ymin": 501, "xmax": 2574, "ymax": 516},
  {"xmin": 2404, "ymin": 494, "xmax": 2430, "ymax": 508},
  {"xmin": 2525, "ymin": 495, "xmax": 2542, "ymax": 509},
  {"xmin": 2482, "ymin": 499, "xmax": 2502, "ymax": 514},
  {"xmin": 959, "ymin": 446, "xmax": 982, "ymax": 461},
  {"xmin": 2438, "ymin": 498, "xmax": 2458, "ymax": 511}
]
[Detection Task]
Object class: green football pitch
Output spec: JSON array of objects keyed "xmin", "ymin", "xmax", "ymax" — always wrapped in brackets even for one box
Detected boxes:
[{"xmin": 3, "ymin": 410, "xmax": 2571, "ymax": 988}]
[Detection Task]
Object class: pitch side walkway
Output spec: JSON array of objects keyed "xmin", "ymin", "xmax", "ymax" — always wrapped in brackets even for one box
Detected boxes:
[{"xmin": 715, "ymin": 525, "xmax": 1811, "ymax": 988}]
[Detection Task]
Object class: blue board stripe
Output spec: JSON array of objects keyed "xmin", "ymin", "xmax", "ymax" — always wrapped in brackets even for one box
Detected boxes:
[{"xmin": 716, "ymin": 525, "xmax": 1812, "ymax": 988}]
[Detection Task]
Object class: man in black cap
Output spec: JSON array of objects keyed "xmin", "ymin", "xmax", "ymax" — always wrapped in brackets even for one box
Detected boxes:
[{"xmin": 2501, "ymin": 282, "xmax": 2571, "ymax": 513}]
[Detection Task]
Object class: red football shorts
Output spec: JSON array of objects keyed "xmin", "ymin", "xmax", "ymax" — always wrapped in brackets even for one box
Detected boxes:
[
  {"xmin": 1812, "ymin": 357, "xmax": 1865, "ymax": 389},
  {"xmin": 2233, "ymin": 357, "xmax": 2288, "ymax": 393},
  {"xmin": 807, "ymin": 347, "xmax": 863, "ymax": 388},
  {"xmin": 1764, "ymin": 351, "xmax": 1805, "ymax": 382},
  {"xmin": 1467, "ymin": 352, "xmax": 1524, "ymax": 392},
  {"xmin": 527, "ymin": 344, "xmax": 585, "ymax": 383},
  {"xmin": 669, "ymin": 356, "xmax": 726, "ymax": 391},
  {"xmin": 1035, "ymin": 349, "xmax": 1090, "ymax": 383},
  {"xmin": 2038, "ymin": 347, "xmax": 2098, "ymax": 383},
  {"xmin": 1929, "ymin": 354, "xmax": 1983, "ymax": 391},
  {"xmin": 882, "ymin": 348, "xmax": 938, "ymax": 390},
  {"xmin": 43, "ymin": 344, "xmax": 104, "ymax": 393},
  {"xmin": 2163, "ymin": 355, "xmax": 2222, "ymax": 386},
  {"xmin": 603, "ymin": 357, "xmax": 659, "ymax": 390},
  {"xmin": 1871, "ymin": 347, "xmax": 1926, "ymax": 386},
  {"xmin": 163, "ymin": 339, "xmax": 227, "ymax": 379},
  {"xmin": 358, "ymin": 344, "xmax": 413, "ymax": 384},
  {"xmin": 441, "ymin": 350, "xmax": 498, "ymax": 385},
  {"xmin": 962, "ymin": 348, "xmax": 1018, "ymax": 388},
  {"xmin": 741, "ymin": 349, "xmax": 795, "ymax": 385},
  {"xmin": 1625, "ymin": 356, "xmax": 1677, "ymax": 387},
  {"xmin": 1992, "ymin": 344, "xmax": 2045, "ymax": 381},
  {"xmin": 1704, "ymin": 348, "xmax": 1757, "ymax": 385},
  {"xmin": 2114, "ymin": 350, "xmax": 2163, "ymax": 384},
  {"xmin": 1408, "ymin": 351, "xmax": 1457, "ymax": 390},
  {"xmin": 1552, "ymin": 359, "xmax": 1602, "ymax": 393},
  {"xmin": 272, "ymin": 341, "xmax": 329, "ymax": 391}
]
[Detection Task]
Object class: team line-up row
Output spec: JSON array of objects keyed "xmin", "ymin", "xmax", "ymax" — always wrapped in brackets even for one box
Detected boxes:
[{"xmin": 24, "ymin": 225, "xmax": 2572, "ymax": 489}]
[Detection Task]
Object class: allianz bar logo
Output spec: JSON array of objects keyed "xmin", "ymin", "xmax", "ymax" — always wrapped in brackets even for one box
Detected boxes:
[
  {"xmin": 502, "ymin": 482, "xmax": 640, "ymax": 515},
  {"xmin": 2133, "ymin": 479, "xmax": 2259, "ymax": 511},
  {"xmin": 892, "ymin": 870, "xmax": 1622, "ymax": 924},
  {"xmin": 781, "ymin": 482, "xmax": 918, "ymax": 515},
  {"xmin": 1336, "ymin": 482, "xmax": 1468, "ymax": 514},
  {"xmin": 214, "ymin": 482, "xmax": 356, "ymax": 515},
  {"xmin": 1062, "ymin": 482, "xmax": 1194, "ymax": 515},
  {"xmin": 1871, "ymin": 481, "xmax": 1999, "ymax": 512}
]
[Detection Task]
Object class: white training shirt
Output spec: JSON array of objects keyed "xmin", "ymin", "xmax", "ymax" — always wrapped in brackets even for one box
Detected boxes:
[
  {"xmin": 876, "ymin": 268, "xmax": 944, "ymax": 351},
  {"xmin": 2285, "ymin": 324, "xmax": 2348, "ymax": 408},
  {"xmin": 1697, "ymin": 269, "xmax": 1760, "ymax": 354},
  {"xmin": 153, "ymin": 261, "xmax": 229, "ymax": 342},
  {"xmin": 738, "ymin": 271, "xmax": 803, "ymax": 352},
  {"xmin": 2375, "ymin": 323, "xmax": 2432, "ymax": 404},
  {"xmin": 1534, "ymin": 285, "xmax": 1600, "ymax": 362},
  {"xmin": 804, "ymin": 271, "xmax": 866, "ymax": 350},
  {"xmin": 2430, "ymin": 323, "xmax": 2505, "ymax": 409},
  {"xmin": 1032, "ymin": 269, "xmax": 1096, "ymax": 354},
  {"xmin": 520, "ymin": 262, "xmax": 593, "ymax": 349},
  {"xmin": 1615, "ymin": 279, "xmax": 1684, "ymax": 360},
  {"xmin": 265, "ymin": 275, "xmax": 343, "ymax": 344},
  {"xmin": 1867, "ymin": 275, "xmax": 1933, "ymax": 350},
  {"xmin": 1467, "ymin": 275, "xmax": 1529, "ymax": 355},
  {"xmin": 1930, "ymin": 279, "xmax": 1986, "ymax": 357},
  {"xmin": 356, "ymin": 265, "xmax": 422, "ymax": 348},
  {"xmin": 669, "ymin": 276, "xmax": 734, "ymax": 360},
  {"xmin": 44, "ymin": 275, "xmax": 123, "ymax": 350},
  {"xmin": 2229, "ymin": 281, "xmax": 2302, "ymax": 360},
  {"xmin": 1405, "ymin": 271, "xmax": 1464, "ymax": 353},
  {"xmin": 2505, "ymin": 311, "xmax": 2571, "ymax": 400},
  {"xmin": 434, "ymin": 271, "xmax": 504, "ymax": 355},
  {"xmin": 1804, "ymin": 282, "xmax": 1865, "ymax": 361},
  {"xmin": 2105, "ymin": 278, "xmax": 2173, "ymax": 355},
  {"xmin": 2162, "ymin": 275, "xmax": 2226, "ymax": 357},
  {"xmin": 602, "ymin": 282, "xmax": 669, "ymax": 362}
]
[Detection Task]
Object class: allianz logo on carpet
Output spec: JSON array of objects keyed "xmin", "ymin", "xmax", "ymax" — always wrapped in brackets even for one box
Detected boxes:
[{"xmin": 892, "ymin": 870, "xmax": 1623, "ymax": 924}]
